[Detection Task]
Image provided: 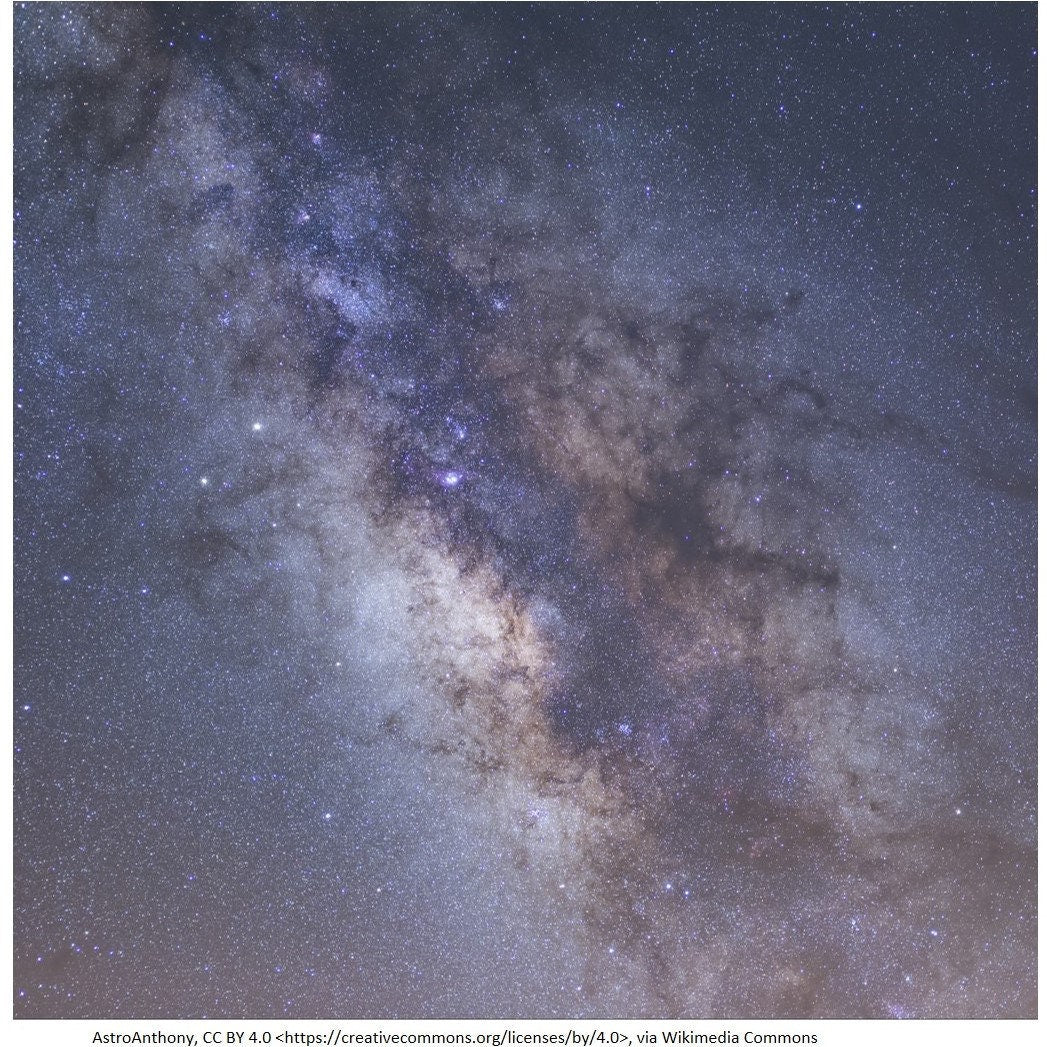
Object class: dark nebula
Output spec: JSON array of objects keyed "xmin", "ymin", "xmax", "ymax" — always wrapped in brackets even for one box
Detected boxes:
[{"xmin": 14, "ymin": 2, "xmax": 1036, "ymax": 1019}]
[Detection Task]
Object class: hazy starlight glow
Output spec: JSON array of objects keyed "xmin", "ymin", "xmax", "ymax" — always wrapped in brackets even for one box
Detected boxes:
[{"xmin": 14, "ymin": 2, "xmax": 1035, "ymax": 1020}]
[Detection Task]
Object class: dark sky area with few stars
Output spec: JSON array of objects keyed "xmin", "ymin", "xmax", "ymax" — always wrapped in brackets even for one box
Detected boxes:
[{"xmin": 13, "ymin": 1, "xmax": 1037, "ymax": 1020}]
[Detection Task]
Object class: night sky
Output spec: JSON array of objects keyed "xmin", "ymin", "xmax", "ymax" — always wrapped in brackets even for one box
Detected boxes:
[{"xmin": 13, "ymin": 2, "xmax": 1037, "ymax": 1020}]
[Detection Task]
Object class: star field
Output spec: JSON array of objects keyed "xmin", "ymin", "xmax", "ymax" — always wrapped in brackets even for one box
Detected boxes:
[{"xmin": 13, "ymin": 2, "xmax": 1036, "ymax": 1019}]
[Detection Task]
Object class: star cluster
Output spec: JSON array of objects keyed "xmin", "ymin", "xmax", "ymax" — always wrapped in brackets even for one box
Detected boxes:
[{"xmin": 14, "ymin": 2, "xmax": 1036, "ymax": 1019}]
